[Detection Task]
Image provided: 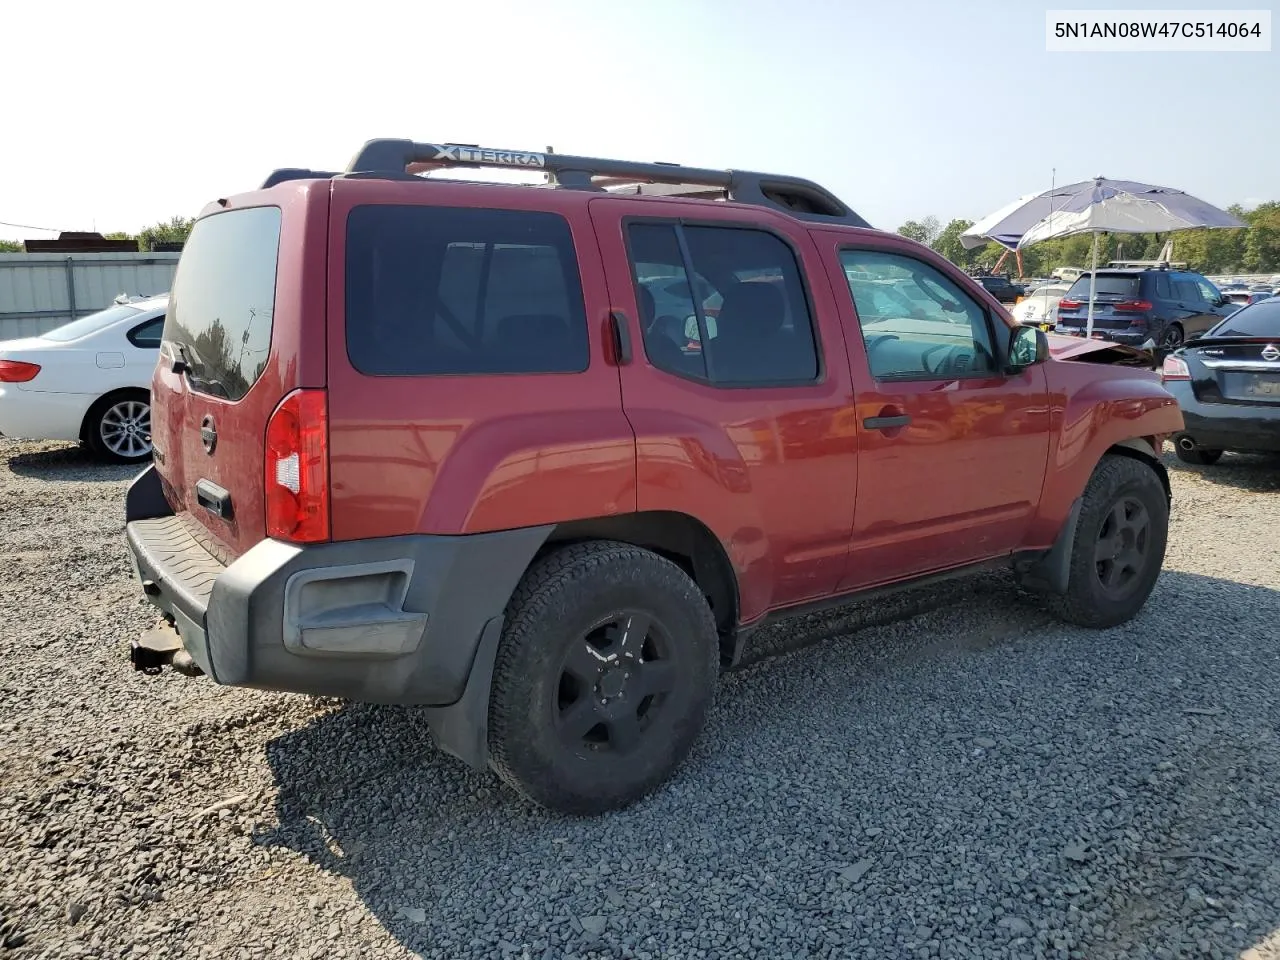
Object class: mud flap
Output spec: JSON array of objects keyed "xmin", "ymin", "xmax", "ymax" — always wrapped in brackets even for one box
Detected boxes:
[
  {"xmin": 421, "ymin": 616, "xmax": 504, "ymax": 771},
  {"xmin": 1014, "ymin": 497, "xmax": 1083, "ymax": 595}
]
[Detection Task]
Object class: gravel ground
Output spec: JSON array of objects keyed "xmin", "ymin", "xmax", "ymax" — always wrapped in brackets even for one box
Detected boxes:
[{"xmin": 1, "ymin": 437, "xmax": 1278, "ymax": 960}]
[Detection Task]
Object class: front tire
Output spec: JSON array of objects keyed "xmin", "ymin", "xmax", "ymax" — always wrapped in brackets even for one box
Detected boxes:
[
  {"xmin": 1045, "ymin": 455, "xmax": 1169, "ymax": 629},
  {"xmin": 487, "ymin": 541, "xmax": 719, "ymax": 815},
  {"xmin": 85, "ymin": 391, "xmax": 152, "ymax": 464}
]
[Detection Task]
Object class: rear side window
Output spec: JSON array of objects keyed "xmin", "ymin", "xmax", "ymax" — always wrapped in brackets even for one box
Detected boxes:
[
  {"xmin": 345, "ymin": 206, "xmax": 589, "ymax": 376},
  {"xmin": 164, "ymin": 206, "xmax": 282, "ymax": 401},
  {"xmin": 627, "ymin": 222, "xmax": 818, "ymax": 385},
  {"xmin": 1066, "ymin": 274, "xmax": 1140, "ymax": 298},
  {"xmin": 1174, "ymin": 278, "xmax": 1202, "ymax": 303},
  {"xmin": 1153, "ymin": 274, "xmax": 1173, "ymax": 299}
]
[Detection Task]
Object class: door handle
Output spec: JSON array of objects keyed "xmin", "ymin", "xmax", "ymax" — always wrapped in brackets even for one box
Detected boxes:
[
  {"xmin": 864, "ymin": 415, "xmax": 911, "ymax": 430},
  {"xmin": 608, "ymin": 310, "xmax": 633, "ymax": 365}
]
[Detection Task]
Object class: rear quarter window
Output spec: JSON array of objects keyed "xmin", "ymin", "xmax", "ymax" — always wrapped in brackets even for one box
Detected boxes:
[
  {"xmin": 163, "ymin": 206, "xmax": 282, "ymax": 401},
  {"xmin": 127, "ymin": 316, "xmax": 165, "ymax": 348},
  {"xmin": 344, "ymin": 205, "xmax": 590, "ymax": 376}
]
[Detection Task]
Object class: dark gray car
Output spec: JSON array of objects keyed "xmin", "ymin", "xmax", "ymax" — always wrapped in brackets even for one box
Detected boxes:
[{"xmin": 1054, "ymin": 268, "xmax": 1237, "ymax": 348}]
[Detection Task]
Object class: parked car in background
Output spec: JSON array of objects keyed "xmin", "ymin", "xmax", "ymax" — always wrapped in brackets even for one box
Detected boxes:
[
  {"xmin": 1011, "ymin": 282, "xmax": 1070, "ymax": 331},
  {"xmin": 1055, "ymin": 268, "xmax": 1236, "ymax": 347},
  {"xmin": 123, "ymin": 137, "xmax": 1181, "ymax": 816},
  {"xmin": 1161, "ymin": 296, "xmax": 1280, "ymax": 464},
  {"xmin": 972, "ymin": 274, "xmax": 1026, "ymax": 303},
  {"xmin": 1225, "ymin": 289, "xmax": 1272, "ymax": 308},
  {"xmin": 0, "ymin": 294, "xmax": 166, "ymax": 463}
]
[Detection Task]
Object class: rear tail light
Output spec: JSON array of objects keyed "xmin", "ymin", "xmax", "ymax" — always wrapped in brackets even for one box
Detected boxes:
[
  {"xmin": 1114, "ymin": 300, "xmax": 1154, "ymax": 313},
  {"xmin": 264, "ymin": 388, "xmax": 330, "ymax": 543},
  {"xmin": 0, "ymin": 360, "xmax": 41, "ymax": 382},
  {"xmin": 1058, "ymin": 298, "xmax": 1081, "ymax": 310},
  {"xmin": 1160, "ymin": 355, "xmax": 1191, "ymax": 381}
]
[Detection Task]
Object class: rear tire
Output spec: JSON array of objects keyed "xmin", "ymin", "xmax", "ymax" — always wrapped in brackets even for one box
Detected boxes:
[
  {"xmin": 1045, "ymin": 455, "xmax": 1168, "ymax": 629},
  {"xmin": 1174, "ymin": 440, "xmax": 1223, "ymax": 466},
  {"xmin": 85, "ymin": 390, "xmax": 152, "ymax": 464},
  {"xmin": 1161, "ymin": 323, "xmax": 1184, "ymax": 348},
  {"xmin": 487, "ymin": 541, "xmax": 719, "ymax": 815}
]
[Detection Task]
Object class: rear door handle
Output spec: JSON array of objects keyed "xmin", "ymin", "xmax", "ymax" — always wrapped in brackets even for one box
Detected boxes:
[
  {"xmin": 195, "ymin": 479, "xmax": 233, "ymax": 520},
  {"xmin": 608, "ymin": 310, "xmax": 633, "ymax": 365},
  {"xmin": 863, "ymin": 414, "xmax": 912, "ymax": 430}
]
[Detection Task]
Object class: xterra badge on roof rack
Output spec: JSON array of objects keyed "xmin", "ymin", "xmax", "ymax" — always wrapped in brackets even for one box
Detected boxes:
[{"xmin": 424, "ymin": 144, "xmax": 547, "ymax": 168}]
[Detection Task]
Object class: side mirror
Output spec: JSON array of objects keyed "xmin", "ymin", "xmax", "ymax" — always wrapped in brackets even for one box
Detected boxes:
[{"xmin": 1008, "ymin": 324, "xmax": 1048, "ymax": 371}]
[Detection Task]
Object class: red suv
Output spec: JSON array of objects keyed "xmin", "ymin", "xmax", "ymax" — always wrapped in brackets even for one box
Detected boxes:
[{"xmin": 124, "ymin": 139, "xmax": 1183, "ymax": 814}]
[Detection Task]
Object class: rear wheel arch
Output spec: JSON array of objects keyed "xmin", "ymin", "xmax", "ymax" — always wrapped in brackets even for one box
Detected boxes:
[
  {"xmin": 80, "ymin": 386, "xmax": 149, "ymax": 438},
  {"xmin": 81, "ymin": 387, "xmax": 152, "ymax": 462},
  {"xmin": 542, "ymin": 511, "xmax": 739, "ymax": 662}
]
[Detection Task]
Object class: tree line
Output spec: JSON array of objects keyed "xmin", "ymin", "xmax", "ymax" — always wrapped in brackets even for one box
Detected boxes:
[
  {"xmin": 898, "ymin": 202, "xmax": 1280, "ymax": 277},
  {"xmin": 7, "ymin": 205, "xmax": 1278, "ymax": 276}
]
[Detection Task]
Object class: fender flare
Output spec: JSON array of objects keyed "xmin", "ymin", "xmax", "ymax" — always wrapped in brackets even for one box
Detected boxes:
[{"xmin": 1017, "ymin": 439, "xmax": 1169, "ymax": 595}]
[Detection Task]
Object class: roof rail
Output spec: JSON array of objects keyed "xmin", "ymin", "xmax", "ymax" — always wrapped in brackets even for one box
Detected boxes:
[{"xmin": 261, "ymin": 139, "xmax": 871, "ymax": 228}]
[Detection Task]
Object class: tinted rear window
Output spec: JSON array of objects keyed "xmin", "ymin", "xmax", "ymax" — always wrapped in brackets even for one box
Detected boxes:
[
  {"xmin": 41, "ymin": 304, "xmax": 145, "ymax": 342},
  {"xmin": 163, "ymin": 206, "xmax": 282, "ymax": 401},
  {"xmin": 345, "ymin": 205, "xmax": 589, "ymax": 376},
  {"xmin": 1066, "ymin": 274, "xmax": 1140, "ymax": 298},
  {"xmin": 1209, "ymin": 300, "xmax": 1280, "ymax": 338}
]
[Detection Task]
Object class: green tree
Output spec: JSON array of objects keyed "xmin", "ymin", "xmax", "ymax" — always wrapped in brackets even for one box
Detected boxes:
[
  {"xmin": 104, "ymin": 231, "xmax": 140, "ymax": 249},
  {"xmin": 0, "ymin": 239, "xmax": 22, "ymax": 253},
  {"xmin": 897, "ymin": 216, "xmax": 941, "ymax": 246},
  {"xmin": 1240, "ymin": 202, "xmax": 1280, "ymax": 272},
  {"xmin": 931, "ymin": 219, "xmax": 976, "ymax": 266},
  {"xmin": 139, "ymin": 216, "xmax": 194, "ymax": 251}
]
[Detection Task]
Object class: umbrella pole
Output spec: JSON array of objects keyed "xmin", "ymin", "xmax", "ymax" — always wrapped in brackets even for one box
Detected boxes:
[{"xmin": 1086, "ymin": 233, "xmax": 1100, "ymax": 338}]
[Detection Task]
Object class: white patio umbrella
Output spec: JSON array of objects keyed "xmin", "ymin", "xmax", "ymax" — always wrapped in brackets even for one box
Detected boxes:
[{"xmin": 962, "ymin": 178, "xmax": 1245, "ymax": 337}]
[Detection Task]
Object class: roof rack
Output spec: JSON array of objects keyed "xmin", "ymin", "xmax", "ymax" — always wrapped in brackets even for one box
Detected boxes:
[
  {"xmin": 1106, "ymin": 259, "xmax": 1189, "ymax": 270},
  {"xmin": 260, "ymin": 139, "xmax": 871, "ymax": 228}
]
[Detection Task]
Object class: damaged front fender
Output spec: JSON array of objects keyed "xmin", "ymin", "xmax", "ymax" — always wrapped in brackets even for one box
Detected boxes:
[{"xmin": 1046, "ymin": 333, "xmax": 1155, "ymax": 367}]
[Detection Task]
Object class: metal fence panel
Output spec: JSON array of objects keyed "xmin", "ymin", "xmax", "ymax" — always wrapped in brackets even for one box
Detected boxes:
[{"xmin": 0, "ymin": 252, "xmax": 179, "ymax": 340}]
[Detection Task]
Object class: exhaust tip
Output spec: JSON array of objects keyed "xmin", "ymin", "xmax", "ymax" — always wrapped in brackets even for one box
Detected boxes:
[{"xmin": 1178, "ymin": 436, "xmax": 1196, "ymax": 451}]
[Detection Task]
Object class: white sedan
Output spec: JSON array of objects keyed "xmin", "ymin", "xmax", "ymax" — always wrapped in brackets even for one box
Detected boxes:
[
  {"xmin": 1011, "ymin": 282, "xmax": 1071, "ymax": 330},
  {"xmin": 0, "ymin": 294, "xmax": 167, "ymax": 463}
]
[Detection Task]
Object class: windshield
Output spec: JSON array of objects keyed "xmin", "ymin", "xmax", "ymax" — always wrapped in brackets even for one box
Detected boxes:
[
  {"xmin": 40, "ymin": 304, "xmax": 145, "ymax": 342},
  {"xmin": 1207, "ymin": 300, "xmax": 1280, "ymax": 338},
  {"xmin": 1065, "ymin": 274, "xmax": 1141, "ymax": 299}
]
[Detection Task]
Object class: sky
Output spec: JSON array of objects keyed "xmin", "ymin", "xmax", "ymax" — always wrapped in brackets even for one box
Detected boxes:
[{"xmin": 2, "ymin": 0, "xmax": 1277, "ymax": 243}]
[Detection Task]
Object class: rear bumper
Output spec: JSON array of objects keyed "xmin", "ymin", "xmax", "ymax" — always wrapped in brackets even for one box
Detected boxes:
[
  {"xmin": 123, "ymin": 465, "xmax": 553, "ymax": 706},
  {"xmin": 0, "ymin": 386, "xmax": 93, "ymax": 442},
  {"xmin": 1054, "ymin": 325, "xmax": 1148, "ymax": 345},
  {"xmin": 1167, "ymin": 383, "xmax": 1280, "ymax": 453}
]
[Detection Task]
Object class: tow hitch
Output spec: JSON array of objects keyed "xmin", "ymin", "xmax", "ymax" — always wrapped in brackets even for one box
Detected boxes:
[{"xmin": 129, "ymin": 620, "xmax": 203, "ymax": 677}]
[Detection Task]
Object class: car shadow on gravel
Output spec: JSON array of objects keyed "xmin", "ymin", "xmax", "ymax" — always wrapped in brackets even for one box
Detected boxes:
[
  {"xmin": 252, "ymin": 568, "xmax": 1280, "ymax": 959},
  {"xmin": 1162, "ymin": 448, "xmax": 1280, "ymax": 493},
  {"xmin": 4, "ymin": 441, "xmax": 138, "ymax": 482}
]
